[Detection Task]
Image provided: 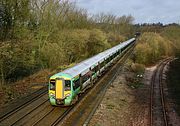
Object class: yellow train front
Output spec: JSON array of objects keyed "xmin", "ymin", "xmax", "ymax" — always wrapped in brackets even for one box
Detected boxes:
[{"xmin": 49, "ymin": 73, "xmax": 80, "ymax": 106}]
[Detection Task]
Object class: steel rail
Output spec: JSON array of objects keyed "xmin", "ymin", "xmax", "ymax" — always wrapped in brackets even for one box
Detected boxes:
[
  {"xmin": 11, "ymin": 99, "xmax": 49, "ymax": 125},
  {"xmin": 0, "ymin": 87, "xmax": 47, "ymax": 122},
  {"xmin": 150, "ymin": 58, "xmax": 171, "ymax": 126}
]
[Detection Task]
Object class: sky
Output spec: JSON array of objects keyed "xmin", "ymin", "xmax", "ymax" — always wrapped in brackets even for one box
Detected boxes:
[{"xmin": 74, "ymin": 0, "xmax": 180, "ymax": 24}]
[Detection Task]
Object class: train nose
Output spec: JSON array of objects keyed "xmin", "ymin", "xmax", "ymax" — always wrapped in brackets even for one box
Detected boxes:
[{"xmin": 55, "ymin": 78, "xmax": 65, "ymax": 99}]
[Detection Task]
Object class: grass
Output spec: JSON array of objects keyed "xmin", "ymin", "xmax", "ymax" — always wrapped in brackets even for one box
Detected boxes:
[
  {"xmin": 127, "ymin": 76, "xmax": 144, "ymax": 89},
  {"xmin": 128, "ymin": 82, "xmax": 144, "ymax": 89}
]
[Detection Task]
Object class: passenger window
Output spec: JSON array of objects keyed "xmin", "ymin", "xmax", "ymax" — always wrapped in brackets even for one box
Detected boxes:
[
  {"xmin": 73, "ymin": 79, "xmax": 80, "ymax": 90},
  {"xmin": 92, "ymin": 65, "xmax": 98, "ymax": 73},
  {"xmin": 82, "ymin": 71, "xmax": 92, "ymax": 83}
]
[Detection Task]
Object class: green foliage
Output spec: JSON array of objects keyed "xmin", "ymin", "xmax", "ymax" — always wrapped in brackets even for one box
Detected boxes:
[
  {"xmin": 39, "ymin": 29, "xmax": 111, "ymax": 69},
  {"xmin": 135, "ymin": 43, "xmax": 152, "ymax": 64},
  {"xmin": 161, "ymin": 26, "xmax": 180, "ymax": 57},
  {"xmin": 135, "ymin": 32, "xmax": 173, "ymax": 64},
  {"xmin": 87, "ymin": 29, "xmax": 111, "ymax": 56},
  {"xmin": 39, "ymin": 29, "xmax": 89, "ymax": 68},
  {"xmin": 0, "ymin": 0, "xmax": 30, "ymax": 40},
  {"xmin": 107, "ymin": 33, "xmax": 126, "ymax": 46},
  {"xmin": 0, "ymin": 42, "xmax": 35, "ymax": 86},
  {"xmin": 0, "ymin": 0, "xmax": 134, "ymax": 86}
]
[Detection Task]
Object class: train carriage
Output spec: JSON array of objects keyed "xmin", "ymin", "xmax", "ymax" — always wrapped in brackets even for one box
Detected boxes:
[{"xmin": 48, "ymin": 38, "xmax": 136, "ymax": 106}]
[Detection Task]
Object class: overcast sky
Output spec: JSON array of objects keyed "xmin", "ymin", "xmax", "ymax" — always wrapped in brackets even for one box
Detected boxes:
[{"xmin": 75, "ymin": 0, "xmax": 180, "ymax": 24}]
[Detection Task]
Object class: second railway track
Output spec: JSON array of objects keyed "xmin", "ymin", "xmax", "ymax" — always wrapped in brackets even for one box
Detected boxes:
[{"xmin": 150, "ymin": 58, "xmax": 172, "ymax": 126}]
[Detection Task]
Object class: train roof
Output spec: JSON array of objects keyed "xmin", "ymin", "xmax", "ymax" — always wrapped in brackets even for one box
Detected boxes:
[{"xmin": 52, "ymin": 38, "xmax": 135, "ymax": 79}]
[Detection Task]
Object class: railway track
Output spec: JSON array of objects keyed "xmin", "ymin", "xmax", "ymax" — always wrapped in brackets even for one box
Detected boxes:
[
  {"xmin": 0, "ymin": 43, "xmax": 135, "ymax": 126},
  {"xmin": 0, "ymin": 93, "xmax": 73, "ymax": 126},
  {"xmin": 150, "ymin": 58, "xmax": 172, "ymax": 126},
  {"xmin": 0, "ymin": 87, "xmax": 47, "ymax": 121}
]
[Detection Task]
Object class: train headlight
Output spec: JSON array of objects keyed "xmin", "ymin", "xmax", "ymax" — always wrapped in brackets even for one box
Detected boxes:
[
  {"xmin": 65, "ymin": 93, "xmax": 70, "ymax": 97},
  {"xmin": 49, "ymin": 93, "xmax": 55, "ymax": 97}
]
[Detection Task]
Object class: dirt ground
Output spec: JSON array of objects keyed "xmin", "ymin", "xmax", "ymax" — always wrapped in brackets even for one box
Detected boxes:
[
  {"xmin": 89, "ymin": 61, "xmax": 180, "ymax": 126},
  {"xmin": 89, "ymin": 66, "xmax": 156, "ymax": 126}
]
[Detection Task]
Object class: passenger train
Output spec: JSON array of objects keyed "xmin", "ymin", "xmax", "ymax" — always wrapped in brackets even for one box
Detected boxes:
[{"xmin": 48, "ymin": 38, "xmax": 136, "ymax": 106}]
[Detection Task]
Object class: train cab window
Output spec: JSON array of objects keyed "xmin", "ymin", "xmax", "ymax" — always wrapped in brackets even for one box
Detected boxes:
[
  {"xmin": 50, "ymin": 80, "xmax": 55, "ymax": 90},
  {"xmin": 65, "ymin": 80, "xmax": 71, "ymax": 91}
]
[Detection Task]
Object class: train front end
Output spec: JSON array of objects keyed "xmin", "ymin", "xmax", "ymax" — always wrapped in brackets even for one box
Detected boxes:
[{"xmin": 48, "ymin": 73, "xmax": 72, "ymax": 106}]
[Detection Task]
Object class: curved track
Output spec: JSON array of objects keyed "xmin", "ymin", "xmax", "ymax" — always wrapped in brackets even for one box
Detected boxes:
[{"xmin": 150, "ymin": 58, "xmax": 171, "ymax": 126}]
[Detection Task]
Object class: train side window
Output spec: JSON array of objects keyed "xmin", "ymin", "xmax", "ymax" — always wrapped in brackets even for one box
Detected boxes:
[
  {"xmin": 100, "ymin": 61, "xmax": 105, "ymax": 68},
  {"xmin": 92, "ymin": 65, "xmax": 98, "ymax": 73},
  {"xmin": 73, "ymin": 79, "xmax": 80, "ymax": 90},
  {"xmin": 82, "ymin": 75, "xmax": 89, "ymax": 83},
  {"xmin": 82, "ymin": 71, "xmax": 92, "ymax": 83}
]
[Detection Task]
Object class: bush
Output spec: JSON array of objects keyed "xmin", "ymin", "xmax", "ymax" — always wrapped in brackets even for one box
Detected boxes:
[
  {"xmin": 86, "ymin": 29, "xmax": 111, "ymax": 57},
  {"xmin": 134, "ymin": 32, "xmax": 173, "ymax": 64},
  {"xmin": 161, "ymin": 26, "xmax": 180, "ymax": 57},
  {"xmin": 0, "ymin": 39, "xmax": 37, "ymax": 83},
  {"xmin": 39, "ymin": 29, "xmax": 110, "ymax": 69},
  {"xmin": 107, "ymin": 32, "xmax": 126, "ymax": 46},
  {"xmin": 131, "ymin": 63, "xmax": 145, "ymax": 74}
]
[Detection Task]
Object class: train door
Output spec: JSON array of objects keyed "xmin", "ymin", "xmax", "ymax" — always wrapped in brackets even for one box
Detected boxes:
[{"xmin": 55, "ymin": 78, "xmax": 64, "ymax": 99}]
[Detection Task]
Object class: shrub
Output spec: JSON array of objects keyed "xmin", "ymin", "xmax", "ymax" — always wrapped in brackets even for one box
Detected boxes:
[
  {"xmin": 39, "ymin": 29, "xmax": 110, "ymax": 69},
  {"xmin": 135, "ymin": 32, "xmax": 173, "ymax": 64},
  {"xmin": 107, "ymin": 32, "xmax": 126, "ymax": 46},
  {"xmin": 131, "ymin": 63, "xmax": 145, "ymax": 74},
  {"xmin": 86, "ymin": 29, "xmax": 111, "ymax": 57}
]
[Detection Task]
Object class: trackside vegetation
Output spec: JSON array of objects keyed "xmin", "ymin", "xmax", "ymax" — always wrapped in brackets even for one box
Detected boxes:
[
  {"xmin": 134, "ymin": 32, "xmax": 173, "ymax": 65},
  {"xmin": 0, "ymin": 0, "xmax": 134, "ymax": 89}
]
